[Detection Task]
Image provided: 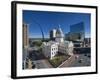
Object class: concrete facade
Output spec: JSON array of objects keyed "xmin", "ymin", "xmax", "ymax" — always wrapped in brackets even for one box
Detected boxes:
[
  {"xmin": 23, "ymin": 23, "xmax": 29, "ymax": 48},
  {"xmin": 23, "ymin": 23, "xmax": 29, "ymax": 69}
]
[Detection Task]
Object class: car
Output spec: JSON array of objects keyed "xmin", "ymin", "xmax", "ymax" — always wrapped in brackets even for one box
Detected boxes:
[
  {"xmin": 75, "ymin": 55, "xmax": 79, "ymax": 59},
  {"xmin": 79, "ymin": 59, "xmax": 83, "ymax": 63},
  {"xmin": 84, "ymin": 54, "xmax": 87, "ymax": 56},
  {"xmin": 87, "ymin": 55, "xmax": 91, "ymax": 58}
]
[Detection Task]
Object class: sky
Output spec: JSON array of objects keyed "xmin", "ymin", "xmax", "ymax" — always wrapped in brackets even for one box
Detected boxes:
[{"xmin": 23, "ymin": 10, "xmax": 91, "ymax": 38}]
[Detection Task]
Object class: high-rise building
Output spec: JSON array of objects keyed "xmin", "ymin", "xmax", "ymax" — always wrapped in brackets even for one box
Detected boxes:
[
  {"xmin": 23, "ymin": 23, "xmax": 29, "ymax": 48},
  {"xmin": 70, "ymin": 22, "xmax": 84, "ymax": 33},
  {"xmin": 65, "ymin": 22, "xmax": 85, "ymax": 41},
  {"xmin": 23, "ymin": 23, "xmax": 29, "ymax": 69},
  {"xmin": 50, "ymin": 29, "xmax": 56, "ymax": 40}
]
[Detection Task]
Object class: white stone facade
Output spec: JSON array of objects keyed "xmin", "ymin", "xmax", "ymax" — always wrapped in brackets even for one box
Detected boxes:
[
  {"xmin": 42, "ymin": 27, "xmax": 74, "ymax": 59},
  {"xmin": 42, "ymin": 41, "xmax": 74, "ymax": 59},
  {"xmin": 42, "ymin": 41, "xmax": 59, "ymax": 59},
  {"xmin": 55, "ymin": 27, "xmax": 64, "ymax": 43},
  {"xmin": 55, "ymin": 37, "xmax": 64, "ymax": 43},
  {"xmin": 58, "ymin": 41, "xmax": 73, "ymax": 56}
]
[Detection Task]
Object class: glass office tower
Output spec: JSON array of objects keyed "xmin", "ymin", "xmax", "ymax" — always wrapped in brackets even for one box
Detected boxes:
[{"xmin": 66, "ymin": 22, "xmax": 85, "ymax": 41}]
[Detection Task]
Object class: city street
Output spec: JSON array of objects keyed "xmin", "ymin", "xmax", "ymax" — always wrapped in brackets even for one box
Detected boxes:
[
  {"xmin": 28, "ymin": 48, "xmax": 53, "ymax": 69},
  {"xmin": 33, "ymin": 60, "xmax": 53, "ymax": 69},
  {"xmin": 58, "ymin": 53, "xmax": 91, "ymax": 68},
  {"xmin": 68, "ymin": 53, "xmax": 91, "ymax": 67},
  {"xmin": 58, "ymin": 47, "xmax": 91, "ymax": 67},
  {"xmin": 28, "ymin": 47, "xmax": 91, "ymax": 68}
]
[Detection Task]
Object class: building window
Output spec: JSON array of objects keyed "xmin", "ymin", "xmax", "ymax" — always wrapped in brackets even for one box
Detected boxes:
[
  {"xmin": 52, "ymin": 52, "xmax": 54, "ymax": 55},
  {"xmin": 52, "ymin": 52, "xmax": 53, "ymax": 55}
]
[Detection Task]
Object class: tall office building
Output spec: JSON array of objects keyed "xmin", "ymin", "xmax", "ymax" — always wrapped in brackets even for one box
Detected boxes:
[
  {"xmin": 50, "ymin": 29, "xmax": 56, "ymax": 40},
  {"xmin": 65, "ymin": 22, "xmax": 85, "ymax": 41},
  {"xmin": 23, "ymin": 23, "xmax": 29, "ymax": 48},
  {"xmin": 23, "ymin": 23, "xmax": 29, "ymax": 69},
  {"xmin": 70, "ymin": 22, "xmax": 84, "ymax": 33},
  {"xmin": 70, "ymin": 22, "xmax": 85, "ymax": 41}
]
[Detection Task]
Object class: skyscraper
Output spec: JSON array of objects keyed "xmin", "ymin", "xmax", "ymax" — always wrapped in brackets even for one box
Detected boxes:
[
  {"xmin": 23, "ymin": 23, "xmax": 29, "ymax": 69},
  {"xmin": 65, "ymin": 22, "xmax": 85, "ymax": 41},
  {"xmin": 70, "ymin": 22, "xmax": 84, "ymax": 33},
  {"xmin": 50, "ymin": 29, "xmax": 56, "ymax": 40},
  {"xmin": 23, "ymin": 23, "xmax": 29, "ymax": 48}
]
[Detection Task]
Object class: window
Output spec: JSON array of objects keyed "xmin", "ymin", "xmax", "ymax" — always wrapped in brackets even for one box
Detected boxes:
[{"xmin": 52, "ymin": 52, "xmax": 53, "ymax": 55}]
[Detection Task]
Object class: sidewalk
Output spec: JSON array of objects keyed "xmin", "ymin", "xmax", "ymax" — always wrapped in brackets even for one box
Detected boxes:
[{"xmin": 58, "ymin": 55, "xmax": 76, "ymax": 67}]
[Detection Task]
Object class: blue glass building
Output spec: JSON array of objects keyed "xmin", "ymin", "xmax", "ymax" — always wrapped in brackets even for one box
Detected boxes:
[{"xmin": 66, "ymin": 22, "xmax": 85, "ymax": 41}]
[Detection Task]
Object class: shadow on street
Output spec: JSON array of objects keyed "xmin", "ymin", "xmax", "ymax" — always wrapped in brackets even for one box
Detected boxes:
[{"xmin": 29, "ymin": 50, "xmax": 46, "ymax": 61}]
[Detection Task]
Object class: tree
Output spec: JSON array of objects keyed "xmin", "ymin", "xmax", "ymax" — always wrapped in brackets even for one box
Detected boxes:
[{"xmin": 31, "ymin": 40, "xmax": 42, "ymax": 47}]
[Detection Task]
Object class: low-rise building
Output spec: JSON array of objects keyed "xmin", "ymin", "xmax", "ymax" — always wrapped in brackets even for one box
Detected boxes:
[
  {"xmin": 42, "ymin": 41, "xmax": 73, "ymax": 59},
  {"xmin": 42, "ymin": 41, "xmax": 59, "ymax": 59},
  {"xmin": 42, "ymin": 27, "xmax": 74, "ymax": 59},
  {"xmin": 58, "ymin": 41, "xmax": 73, "ymax": 55}
]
